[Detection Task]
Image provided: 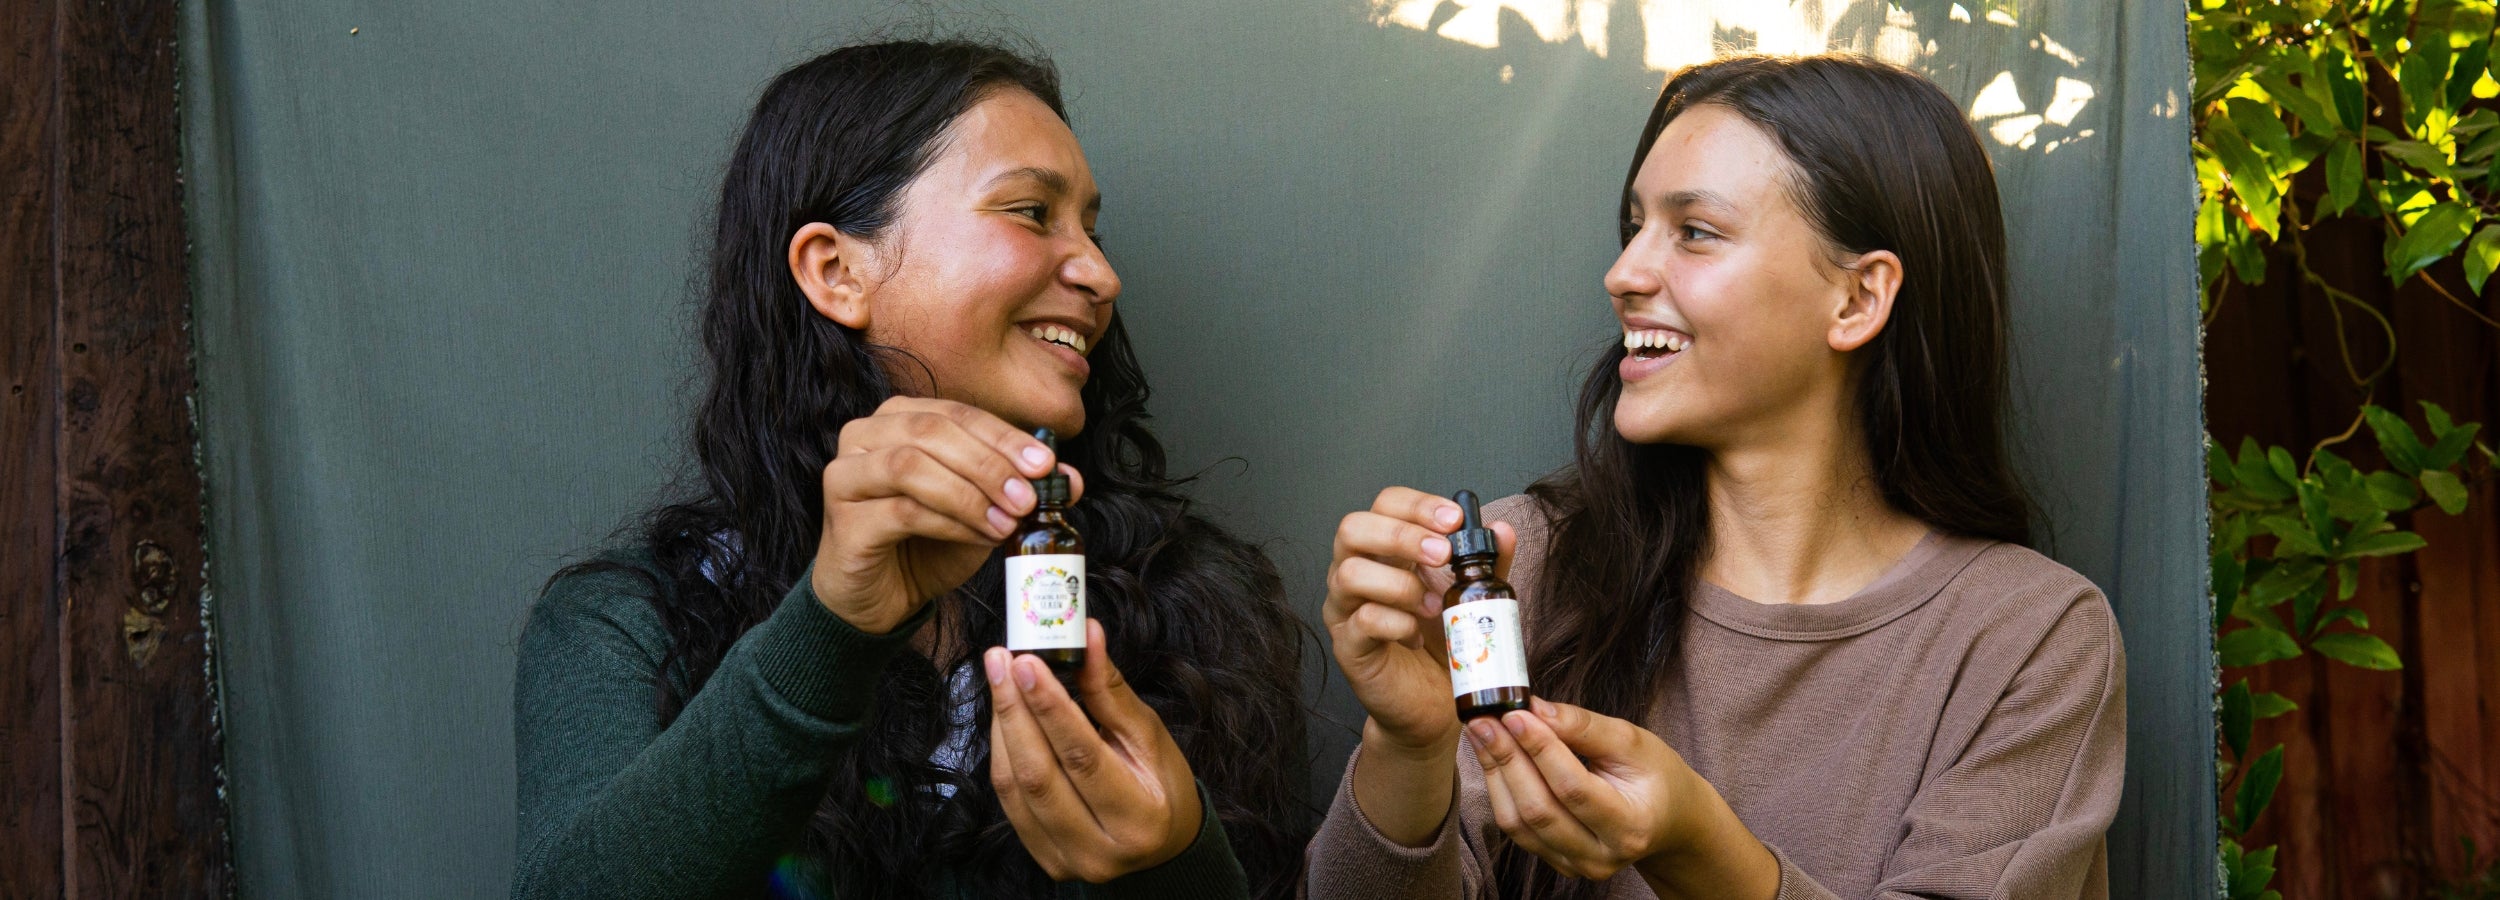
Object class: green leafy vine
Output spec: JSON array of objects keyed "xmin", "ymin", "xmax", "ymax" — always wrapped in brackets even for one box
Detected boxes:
[{"xmin": 2194, "ymin": 0, "xmax": 2500, "ymax": 896}]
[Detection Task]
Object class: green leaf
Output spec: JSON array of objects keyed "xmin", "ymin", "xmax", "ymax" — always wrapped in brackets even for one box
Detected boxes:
[
  {"xmin": 2338, "ymin": 558, "xmax": 2360, "ymax": 601},
  {"xmin": 2221, "ymin": 626, "xmax": 2304, "ymax": 668},
  {"xmin": 2210, "ymin": 439, "xmax": 2237, "ymax": 486},
  {"xmin": 2235, "ymin": 437, "xmax": 2296, "ymax": 500},
  {"xmin": 2225, "ymin": 836, "xmax": 2281, "ymax": 900},
  {"xmin": 2467, "ymin": 226, "xmax": 2500, "ymax": 297},
  {"xmin": 2298, "ymin": 479, "xmax": 2336, "ymax": 546},
  {"xmin": 2342, "ymin": 530, "xmax": 2428, "ymax": 557},
  {"xmin": 2259, "ymin": 516, "xmax": 2328, "ymax": 556},
  {"xmin": 2235, "ymin": 744, "xmax": 2286, "ymax": 833},
  {"xmin": 2398, "ymin": 23, "xmax": 2453, "ymax": 131},
  {"xmin": 2367, "ymin": 4, "xmax": 2409, "ymax": 72},
  {"xmin": 2365, "ymin": 469, "xmax": 2422, "ymax": 509},
  {"xmin": 2384, "ymin": 202, "xmax": 2477, "ymax": 281},
  {"xmin": 2293, "ymin": 581, "xmax": 2326, "ymax": 637},
  {"xmin": 2214, "ymin": 552, "xmax": 2246, "ymax": 634},
  {"xmin": 2328, "ymin": 48, "xmax": 2368, "ymax": 138},
  {"xmin": 2377, "ymin": 139, "xmax": 2458, "ymax": 183},
  {"xmin": 2312, "ymin": 631, "xmax": 2403, "ymax": 670},
  {"xmin": 2454, "ymin": 34, "xmax": 2493, "ymax": 109},
  {"xmin": 2208, "ymin": 117, "xmax": 2285, "ymax": 238},
  {"xmin": 2267, "ymin": 446, "xmax": 2302, "ymax": 489},
  {"xmin": 2322, "ymin": 140, "xmax": 2363, "ymax": 217},
  {"xmin": 2252, "ymin": 690, "xmax": 2301, "ymax": 719},
  {"xmin": 2223, "ymin": 679, "xmax": 2253, "ymax": 759},
  {"xmin": 2365, "ymin": 404, "xmax": 2431, "ymax": 474},
  {"xmin": 2227, "ymin": 97, "xmax": 2308, "ymax": 175},
  {"xmin": 2256, "ymin": 61, "xmax": 2340, "ymax": 136},
  {"xmin": 2422, "ymin": 469, "xmax": 2470, "ymax": 515},
  {"xmin": 2318, "ymin": 606, "xmax": 2371, "ymax": 633},
  {"xmin": 2249, "ymin": 558, "xmax": 2325, "ymax": 608},
  {"xmin": 2424, "ymin": 401, "xmax": 2457, "ymax": 438}
]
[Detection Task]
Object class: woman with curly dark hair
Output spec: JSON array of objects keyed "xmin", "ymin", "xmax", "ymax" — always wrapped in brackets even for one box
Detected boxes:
[{"xmin": 513, "ymin": 39, "xmax": 1309, "ymax": 899}]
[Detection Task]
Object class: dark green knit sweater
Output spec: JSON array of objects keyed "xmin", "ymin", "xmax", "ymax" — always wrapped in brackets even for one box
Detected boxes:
[{"xmin": 511, "ymin": 555, "xmax": 1249, "ymax": 899}]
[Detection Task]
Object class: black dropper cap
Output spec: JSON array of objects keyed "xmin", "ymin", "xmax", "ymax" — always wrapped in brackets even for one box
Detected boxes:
[
  {"xmin": 1449, "ymin": 489, "xmax": 1495, "ymax": 562},
  {"xmin": 1031, "ymin": 427, "xmax": 1070, "ymax": 506}
]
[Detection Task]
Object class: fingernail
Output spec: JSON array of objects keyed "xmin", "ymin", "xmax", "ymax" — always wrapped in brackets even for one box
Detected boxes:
[
  {"xmin": 983, "ymin": 650, "xmax": 1006, "ymax": 686},
  {"xmin": 1437, "ymin": 504, "xmax": 1461, "ymax": 527},
  {"xmin": 987, "ymin": 505, "xmax": 1015, "ymax": 537},
  {"xmin": 1468, "ymin": 719, "xmax": 1498, "ymax": 745},
  {"xmin": 1004, "ymin": 477, "xmax": 1035, "ymax": 511},
  {"xmin": 1022, "ymin": 445, "xmax": 1051, "ymax": 471},
  {"xmin": 1422, "ymin": 536, "xmax": 1449, "ymax": 562},
  {"xmin": 1014, "ymin": 656, "xmax": 1039, "ymax": 692},
  {"xmin": 1531, "ymin": 696, "xmax": 1556, "ymax": 718},
  {"xmin": 1504, "ymin": 713, "xmax": 1530, "ymax": 736}
]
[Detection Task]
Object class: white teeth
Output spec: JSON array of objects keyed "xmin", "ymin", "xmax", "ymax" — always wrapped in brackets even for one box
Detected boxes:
[
  {"xmin": 1029, "ymin": 325, "xmax": 1090, "ymax": 355},
  {"xmin": 1622, "ymin": 328, "xmax": 1686, "ymax": 353}
]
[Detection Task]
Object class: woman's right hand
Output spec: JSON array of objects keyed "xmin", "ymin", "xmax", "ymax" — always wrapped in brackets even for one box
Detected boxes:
[
  {"xmin": 1324, "ymin": 487, "xmax": 1517, "ymax": 751},
  {"xmin": 811, "ymin": 397, "xmax": 1077, "ymax": 634}
]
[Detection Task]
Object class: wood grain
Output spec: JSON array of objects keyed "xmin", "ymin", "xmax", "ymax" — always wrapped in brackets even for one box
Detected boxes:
[
  {"xmin": 1, "ymin": 0, "xmax": 66, "ymax": 891},
  {"xmin": 2, "ymin": 0, "xmax": 233, "ymax": 893}
]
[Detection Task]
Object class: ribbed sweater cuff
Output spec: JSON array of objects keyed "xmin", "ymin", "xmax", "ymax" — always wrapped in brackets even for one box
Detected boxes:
[
  {"xmin": 1103, "ymin": 781, "xmax": 1247, "ymax": 900},
  {"xmin": 744, "ymin": 574, "xmax": 933, "ymax": 723}
]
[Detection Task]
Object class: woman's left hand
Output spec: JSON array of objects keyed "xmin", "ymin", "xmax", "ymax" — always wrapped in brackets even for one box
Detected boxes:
[
  {"xmin": 1467, "ymin": 697, "xmax": 1690, "ymax": 881},
  {"xmin": 985, "ymin": 620, "xmax": 1203, "ymax": 883}
]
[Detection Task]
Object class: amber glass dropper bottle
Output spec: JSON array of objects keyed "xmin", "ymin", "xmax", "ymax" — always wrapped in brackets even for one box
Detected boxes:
[
  {"xmin": 1005, "ymin": 427, "xmax": 1086, "ymax": 674},
  {"xmin": 1444, "ymin": 489, "xmax": 1529, "ymax": 720}
]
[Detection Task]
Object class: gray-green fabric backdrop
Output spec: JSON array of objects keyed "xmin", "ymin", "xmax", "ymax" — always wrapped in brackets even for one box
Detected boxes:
[{"xmin": 179, "ymin": 1, "xmax": 2210, "ymax": 896}]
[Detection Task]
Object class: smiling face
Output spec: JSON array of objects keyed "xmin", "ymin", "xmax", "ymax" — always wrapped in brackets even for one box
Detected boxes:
[
  {"xmin": 797, "ymin": 88, "xmax": 1118, "ymax": 436},
  {"xmin": 1607, "ymin": 103, "xmax": 1880, "ymax": 452}
]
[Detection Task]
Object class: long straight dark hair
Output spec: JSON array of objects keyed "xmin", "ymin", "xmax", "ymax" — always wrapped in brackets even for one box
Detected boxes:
[
  {"xmin": 1500, "ymin": 54, "xmax": 2034, "ymax": 899},
  {"xmin": 549, "ymin": 39, "xmax": 1309, "ymax": 899}
]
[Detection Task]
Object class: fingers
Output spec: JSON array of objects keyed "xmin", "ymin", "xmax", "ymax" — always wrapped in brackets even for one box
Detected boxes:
[
  {"xmin": 1503, "ymin": 709, "xmax": 1628, "ymax": 836},
  {"xmin": 1334, "ymin": 506, "xmax": 1455, "ymax": 570},
  {"xmin": 1369, "ymin": 486, "xmax": 1466, "ymax": 534},
  {"xmin": 834, "ymin": 403, "xmax": 1054, "ymax": 523},
  {"xmin": 865, "ymin": 396, "xmax": 1058, "ymax": 479},
  {"xmin": 1470, "ymin": 716, "xmax": 1614, "ymax": 879},
  {"xmin": 985, "ymin": 648, "xmax": 1102, "ymax": 835},
  {"xmin": 1014, "ymin": 650, "xmax": 1151, "ymax": 813},
  {"xmin": 825, "ymin": 450, "xmax": 1015, "ymax": 542}
]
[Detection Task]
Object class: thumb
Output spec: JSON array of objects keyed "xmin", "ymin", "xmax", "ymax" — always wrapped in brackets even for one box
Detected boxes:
[
  {"xmin": 1531, "ymin": 696, "xmax": 1642, "ymax": 761},
  {"xmin": 1075, "ymin": 619, "xmax": 1168, "ymax": 748},
  {"xmin": 1490, "ymin": 520, "xmax": 1518, "ymax": 584}
]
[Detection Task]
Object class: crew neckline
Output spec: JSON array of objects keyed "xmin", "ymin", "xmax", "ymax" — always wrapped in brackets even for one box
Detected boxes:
[{"xmin": 1687, "ymin": 531, "xmax": 1996, "ymax": 641}]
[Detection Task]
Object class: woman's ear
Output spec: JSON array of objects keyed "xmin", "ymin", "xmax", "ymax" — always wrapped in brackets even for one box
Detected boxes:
[
  {"xmin": 1829, "ymin": 249, "xmax": 1902, "ymax": 353},
  {"xmin": 790, "ymin": 222, "xmax": 875, "ymax": 330}
]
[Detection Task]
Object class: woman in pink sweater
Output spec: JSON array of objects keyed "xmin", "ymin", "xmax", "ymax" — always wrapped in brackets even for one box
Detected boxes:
[{"xmin": 1306, "ymin": 55, "xmax": 2124, "ymax": 899}]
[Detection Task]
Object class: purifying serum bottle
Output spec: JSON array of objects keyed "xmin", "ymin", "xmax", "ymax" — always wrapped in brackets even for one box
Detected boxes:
[
  {"xmin": 1443, "ymin": 489, "xmax": 1529, "ymax": 719},
  {"xmin": 1005, "ymin": 427, "xmax": 1086, "ymax": 673}
]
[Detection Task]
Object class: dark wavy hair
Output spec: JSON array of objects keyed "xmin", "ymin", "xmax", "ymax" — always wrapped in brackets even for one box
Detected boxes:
[
  {"xmin": 550, "ymin": 39, "xmax": 1310, "ymax": 899},
  {"xmin": 1498, "ymin": 54, "xmax": 2034, "ymax": 900}
]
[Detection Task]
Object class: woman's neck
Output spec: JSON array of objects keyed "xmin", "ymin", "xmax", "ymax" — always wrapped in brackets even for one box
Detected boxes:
[{"xmin": 1699, "ymin": 409, "xmax": 1929, "ymax": 606}]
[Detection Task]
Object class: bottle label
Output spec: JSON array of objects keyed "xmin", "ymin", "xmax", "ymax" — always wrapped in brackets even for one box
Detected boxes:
[
  {"xmin": 1444, "ymin": 598, "xmax": 1529, "ymax": 697},
  {"xmin": 1005, "ymin": 554, "xmax": 1086, "ymax": 651}
]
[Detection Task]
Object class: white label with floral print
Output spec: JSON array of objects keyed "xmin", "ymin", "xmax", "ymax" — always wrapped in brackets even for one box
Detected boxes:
[
  {"xmin": 1006, "ymin": 554, "xmax": 1086, "ymax": 651},
  {"xmin": 1444, "ymin": 598, "xmax": 1529, "ymax": 696}
]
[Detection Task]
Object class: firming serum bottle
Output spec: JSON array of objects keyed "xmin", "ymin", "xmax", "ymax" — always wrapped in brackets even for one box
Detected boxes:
[
  {"xmin": 1443, "ymin": 490, "xmax": 1529, "ymax": 720},
  {"xmin": 1005, "ymin": 427, "xmax": 1086, "ymax": 674}
]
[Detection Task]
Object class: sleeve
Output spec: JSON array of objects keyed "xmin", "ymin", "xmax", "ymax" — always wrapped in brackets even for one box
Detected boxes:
[
  {"xmin": 1099, "ymin": 780, "xmax": 1253, "ymax": 900},
  {"xmin": 1303, "ymin": 735, "xmax": 1505, "ymax": 899},
  {"xmin": 510, "ymin": 566, "xmax": 931, "ymax": 900},
  {"xmin": 1777, "ymin": 594, "xmax": 2126, "ymax": 900}
]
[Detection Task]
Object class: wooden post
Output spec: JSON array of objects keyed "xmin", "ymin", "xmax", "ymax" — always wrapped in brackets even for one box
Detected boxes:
[{"xmin": 1, "ymin": 0, "xmax": 233, "ymax": 893}]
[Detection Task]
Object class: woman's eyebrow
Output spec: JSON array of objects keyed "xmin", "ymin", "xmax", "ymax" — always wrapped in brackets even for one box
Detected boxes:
[
  {"xmin": 1659, "ymin": 188, "xmax": 1738, "ymax": 215},
  {"xmin": 986, "ymin": 166, "xmax": 1101, "ymax": 213}
]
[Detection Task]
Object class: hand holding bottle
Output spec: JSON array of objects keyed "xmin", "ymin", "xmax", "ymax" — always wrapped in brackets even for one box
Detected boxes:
[
  {"xmin": 985, "ymin": 621, "xmax": 1204, "ymax": 882},
  {"xmin": 811, "ymin": 397, "xmax": 1082, "ymax": 634},
  {"xmin": 1322, "ymin": 486, "xmax": 1515, "ymax": 845}
]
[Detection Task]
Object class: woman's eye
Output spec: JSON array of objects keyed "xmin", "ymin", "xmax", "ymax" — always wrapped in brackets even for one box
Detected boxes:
[
  {"xmin": 1014, "ymin": 204, "xmax": 1049, "ymax": 222},
  {"xmin": 1679, "ymin": 224, "xmax": 1715, "ymax": 242}
]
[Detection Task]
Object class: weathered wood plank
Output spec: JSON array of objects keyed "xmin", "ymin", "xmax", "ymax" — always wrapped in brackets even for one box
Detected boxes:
[
  {"xmin": 51, "ymin": 0, "xmax": 230, "ymax": 893},
  {"xmin": 0, "ymin": 0, "xmax": 67, "ymax": 891}
]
